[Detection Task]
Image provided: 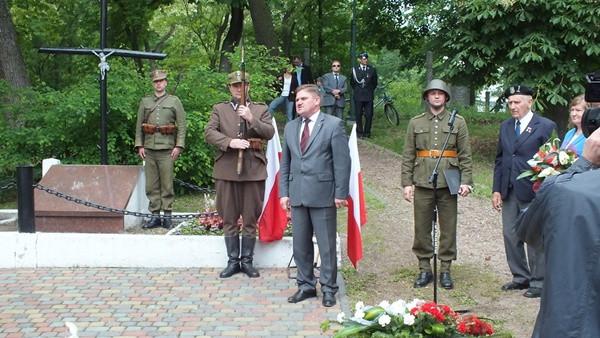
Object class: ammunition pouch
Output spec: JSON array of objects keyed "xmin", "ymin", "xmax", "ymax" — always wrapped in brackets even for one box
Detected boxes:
[
  {"xmin": 142, "ymin": 123, "xmax": 177, "ymax": 135},
  {"xmin": 248, "ymin": 138, "xmax": 265, "ymax": 151}
]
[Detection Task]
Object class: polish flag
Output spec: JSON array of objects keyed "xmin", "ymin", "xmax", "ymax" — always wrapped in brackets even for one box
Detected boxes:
[
  {"xmin": 258, "ymin": 117, "xmax": 288, "ymax": 242},
  {"xmin": 347, "ymin": 124, "xmax": 367, "ymax": 268}
]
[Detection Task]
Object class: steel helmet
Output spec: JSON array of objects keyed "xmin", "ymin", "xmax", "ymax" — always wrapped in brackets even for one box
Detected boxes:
[{"xmin": 423, "ymin": 79, "xmax": 450, "ymax": 102}]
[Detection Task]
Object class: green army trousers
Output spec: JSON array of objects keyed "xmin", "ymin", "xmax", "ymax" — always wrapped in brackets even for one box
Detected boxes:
[
  {"xmin": 412, "ymin": 186, "xmax": 457, "ymax": 273},
  {"xmin": 144, "ymin": 149, "xmax": 175, "ymax": 213}
]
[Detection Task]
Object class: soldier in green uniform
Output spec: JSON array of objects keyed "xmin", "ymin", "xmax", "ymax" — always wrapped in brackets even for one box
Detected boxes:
[
  {"xmin": 135, "ymin": 70, "xmax": 187, "ymax": 229},
  {"xmin": 400, "ymin": 79, "xmax": 473, "ymax": 289},
  {"xmin": 205, "ymin": 71, "xmax": 275, "ymax": 279}
]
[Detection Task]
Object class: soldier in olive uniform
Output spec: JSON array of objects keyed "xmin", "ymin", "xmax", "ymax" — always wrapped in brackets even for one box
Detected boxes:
[
  {"xmin": 205, "ymin": 71, "xmax": 275, "ymax": 279},
  {"xmin": 401, "ymin": 79, "xmax": 473, "ymax": 289},
  {"xmin": 135, "ymin": 70, "xmax": 187, "ymax": 229}
]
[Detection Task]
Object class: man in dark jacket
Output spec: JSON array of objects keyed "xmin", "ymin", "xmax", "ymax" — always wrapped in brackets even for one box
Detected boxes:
[
  {"xmin": 350, "ymin": 52, "xmax": 378, "ymax": 138},
  {"xmin": 492, "ymin": 85, "xmax": 556, "ymax": 298},
  {"xmin": 516, "ymin": 127, "xmax": 600, "ymax": 338}
]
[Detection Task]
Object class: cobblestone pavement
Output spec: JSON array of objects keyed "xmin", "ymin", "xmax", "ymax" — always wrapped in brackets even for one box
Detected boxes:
[{"xmin": 0, "ymin": 268, "xmax": 344, "ymax": 338}]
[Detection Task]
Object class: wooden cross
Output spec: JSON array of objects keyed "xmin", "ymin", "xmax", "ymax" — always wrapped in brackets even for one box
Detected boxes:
[{"xmin": 39, "ymin": 0, "xmax": 166, "ymax": 165}]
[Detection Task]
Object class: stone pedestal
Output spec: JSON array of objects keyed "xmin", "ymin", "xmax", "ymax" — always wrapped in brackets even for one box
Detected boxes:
[{"xmin": 34, "ymin": 165, "xmax": 148, "ymax": 233}]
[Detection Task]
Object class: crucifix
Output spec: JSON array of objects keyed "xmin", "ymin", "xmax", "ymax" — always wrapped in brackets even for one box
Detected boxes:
[{"xmin": 39, "ymin": 0, "xmax": 166, "ymax": 165}]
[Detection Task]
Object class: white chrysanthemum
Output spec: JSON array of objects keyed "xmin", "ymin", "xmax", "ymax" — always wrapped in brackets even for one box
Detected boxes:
[
  {"xmin": 538, "ymin": 166, "xmax": 559, "ymax": 178},
  {"xmin": 403, "ymin": 314, "xmax": 416, "ymax": 325},
  {"xmin": 378, "ymin": 300, "xmax": 391, "ymax": 312},
  {"xmin": 378, "ymin": 314, "xmax": 392, "ymax": 327},
  {"xmin": 354, "ymin": 308, "xmax": 365, "ymax": 320},
  {"xmin": 355, "ymin": 301, "xmax": 365, "ymax": 311},
  {"xmin": 337, "ymin": 312, "xmax": 346, "ymax": 324},
  {"xmin": 389, "ymin": 299, "xmax": 407, "ymax": 315},
  {"xmin": 406, "ymin": 298, "xmax": 424, "ymax": 310},
  {"xmin": 558, "ymin": 151, "xmax": 570, "ymax": 165}
]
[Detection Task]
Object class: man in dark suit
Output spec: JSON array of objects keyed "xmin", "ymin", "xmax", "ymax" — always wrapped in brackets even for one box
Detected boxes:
[
  {"xmin": 289, "ymin": 56, "xmax": 313, "ymax": 104},
  {"xmin": 492, "ymin": 85, "xmax": 556, "ymax": 298},
  {"xmin": 320, "ymin": 60, "xmax": 348, "ymax": 119},
  {"xmin": 350, "ymin": 51, "xmax": 378, "ymax": 138},
  {"xmin": 280, "ymin": 84, "xmax": 351, "ymax": 307},
  {"xmin": 516, "ymin": 127, "xmax": 600, "ymax": 338}
]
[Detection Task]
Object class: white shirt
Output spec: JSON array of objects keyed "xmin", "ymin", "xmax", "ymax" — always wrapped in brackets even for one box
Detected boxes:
[
  {"xmin": 516, "ymin": 111, "xmax": 534, "ymax": 133},
  {"xmin": 281, "ymin": 76, "xmax": 291, "ymax": 97},
  {"xmin": 300, "ymin": 111, "xmax": 320, "ymax": 142}
]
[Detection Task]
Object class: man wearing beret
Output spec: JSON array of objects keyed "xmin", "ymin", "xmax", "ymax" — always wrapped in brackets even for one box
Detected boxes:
[
  {"xmin": 492, "ymin": 85, "xmax": 556, "ymax": 298},
  {"xmin": 401, "ymin": 79, "xmax": 473, "ymax": 290},
  {"xmin": 135, "ymin": 70, "xmax": 187, "ymax": 229},
  {"xmin": 205, "ymin": 71, "xmax": 275, "ymax": 279},
  {"xmin": 351, "ymin": 52, "xmax": 378, "ymax": 138}
]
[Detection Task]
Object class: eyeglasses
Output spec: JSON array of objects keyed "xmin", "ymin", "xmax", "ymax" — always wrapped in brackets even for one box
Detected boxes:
[{"xmin": 332, "ymin": 65, "xmax": 341, "ymax": 67}]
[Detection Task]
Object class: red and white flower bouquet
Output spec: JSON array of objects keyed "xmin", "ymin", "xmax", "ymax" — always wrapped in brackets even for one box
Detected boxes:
[{"xmin": 517, "ymin": 138, "xmax": 578, "ymax": 192}]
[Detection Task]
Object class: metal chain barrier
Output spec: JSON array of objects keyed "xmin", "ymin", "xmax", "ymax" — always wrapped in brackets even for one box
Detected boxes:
[
  {"xmin": 174, "ymin": 178, "xmax": 215, "ymax": 194},
  {"xmin": 33, "ymin": 183, "xmax": 218, "ymax": 220}
]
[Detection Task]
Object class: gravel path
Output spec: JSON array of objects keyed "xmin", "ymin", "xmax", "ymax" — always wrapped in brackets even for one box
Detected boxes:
[{"xmin": 347, "ymin": 140, "xmax": 538, "ymax": 338}]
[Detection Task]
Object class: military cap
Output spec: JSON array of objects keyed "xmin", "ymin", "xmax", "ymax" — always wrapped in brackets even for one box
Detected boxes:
[
  {"xmin": 358, "ymin": 51, "xmax": 369, "ymax": 59},
  {"xmin": 504, "ymin": 85, "xmax": 534, "ymax": 98},
  {"xmin": 151, "ymin": 69, "xmax": 167, "ymax": 82},
  {"xmin": 228, "ymin": 71, "xmax": 250, "ymax": 84}
]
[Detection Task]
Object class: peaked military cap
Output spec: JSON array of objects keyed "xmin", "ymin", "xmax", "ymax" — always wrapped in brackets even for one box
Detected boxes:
[
  {"xmin": 358, "ymin": 51, "xmax": 369, "ymax": 59},
  {"xmin": 228, "ymin": 71, "xmax": 250, "ymax": 84},
  {"xmin": 151, "ymin": 69, "xmax": 167, "ymax": 82},
  {"xmin": 504, "ymin": 85, "xmax": 534, "ymax": 98}
]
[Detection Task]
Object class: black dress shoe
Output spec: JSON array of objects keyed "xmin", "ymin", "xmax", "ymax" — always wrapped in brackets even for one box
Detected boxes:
[
  {"xmin": 501, "ymin": 281, "xmax": 529, "ymax": 291},
  {"xmin": 523, "ymin": 287, "xmax": 542, "ymax": 298},
  {"xmin": 322, "ymin": 292, "xmax": 336, "ymax": 307},
  {"xmin": 413, "ymin": 271, "xmax": 433, "ymax": 288},
  {"xmin": 142, "ymin": 216, "xmax": 161, "ymax": 229},
  {"xmin": 440, "ymin": 272, "xmax": 454, "ymax": 289},
  {"xmin": 287, "ymin": 289, "xmax": 317, "ymax": 303}
]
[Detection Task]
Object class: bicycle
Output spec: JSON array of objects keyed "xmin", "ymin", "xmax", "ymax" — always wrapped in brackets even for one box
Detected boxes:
[{"xmin": 373, "ymin": 85, "xmax": 400, "ymax": 126}]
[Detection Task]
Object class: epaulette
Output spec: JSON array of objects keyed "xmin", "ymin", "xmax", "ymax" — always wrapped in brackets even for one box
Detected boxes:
[
  {"xmin": 251, "ymin": 102, "xmax": 267, "ymax": 106},
  {"xmin": 410, "ymin": 112, "xmax": 426, "ymax": 120}
]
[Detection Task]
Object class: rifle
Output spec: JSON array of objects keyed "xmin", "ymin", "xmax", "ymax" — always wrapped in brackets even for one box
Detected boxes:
[{"xmin": 236, "ymin": 45, "xmax": 247, "ymax": 175}]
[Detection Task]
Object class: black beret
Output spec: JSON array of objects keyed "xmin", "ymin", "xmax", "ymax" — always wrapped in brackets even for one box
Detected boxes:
[{"xmin": 504, "ymin": 85, "xmax": 534, "ymax": 98}]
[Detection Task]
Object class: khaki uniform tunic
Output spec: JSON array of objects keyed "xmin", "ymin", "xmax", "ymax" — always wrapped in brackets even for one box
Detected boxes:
[
  {"xmin": 135, "ymin": 94, "xmax": 187, "ymax": 213},
  {"xmin": 204, "ymin": 101, "xmax": 275, "ymax": 236},
  {"xmin": 401, "ymin": 109, "xmax": 473, "ymax": 271}
]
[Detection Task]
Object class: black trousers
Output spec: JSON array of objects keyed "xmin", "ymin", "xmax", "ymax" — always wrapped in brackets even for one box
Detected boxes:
[{"xmin": 354, "ymin": 99, "xmax": 374, "ymax": 136}]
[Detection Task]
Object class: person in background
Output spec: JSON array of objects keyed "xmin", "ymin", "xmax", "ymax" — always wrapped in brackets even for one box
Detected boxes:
[
  {"xmin": 492, "ymin": 85, "xmax": 557, "ymax": 298},
  {"xmin": 204, "ymin": 71, "xmax": 275, "ymax": 279},
  {"xmin": 135, "ymin": 69, "xmax": 186, "ymax": 230},
  {"xmin": 320, "ymin": 60, "xmax": 348, "ymax": 119},
  {"xmin": 268, "ymin": 67, "xmax": 294, "ymax": 122},
  {"xmin": 560, "ymin": 94, "xmax": 587, "ymax": 156},
  {"xmin": 350, "ymin": 51, "xmax": 378, "ymax": 138}
]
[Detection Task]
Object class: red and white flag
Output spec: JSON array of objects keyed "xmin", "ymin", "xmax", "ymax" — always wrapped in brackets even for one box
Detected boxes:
[
  {"xmin": 258, "ymin": 117, "xmax": 288, "ymax": 242},
  {"xmin": 347, "ymin": 124, "xmax": 367, "ymax": 268}
]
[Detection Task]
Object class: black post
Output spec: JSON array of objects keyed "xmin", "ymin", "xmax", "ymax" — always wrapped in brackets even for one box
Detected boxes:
[
  {"xmin": 16, "ymin": 165, "xmax": 35, "ymax": 233},
  {"xmin": 349, "ymin": 0, "xmax": 357, "ymax": 122},
  {"xmin": 99, "ymin": 0, "xmax": 109, "ymax": 164}
]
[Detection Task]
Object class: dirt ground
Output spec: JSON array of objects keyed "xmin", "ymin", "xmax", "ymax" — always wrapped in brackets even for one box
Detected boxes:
[{"xmin": 341, "ymin": 141, "xmax": 539, "ymax": 338}]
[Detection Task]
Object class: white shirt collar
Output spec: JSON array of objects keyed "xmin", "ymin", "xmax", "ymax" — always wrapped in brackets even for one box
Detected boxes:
[{"xmin": 517, "ymin": 111, "xmax": 534, "ymax": 129}]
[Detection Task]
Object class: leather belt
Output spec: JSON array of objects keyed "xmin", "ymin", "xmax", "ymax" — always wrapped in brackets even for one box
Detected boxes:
[{"xmin": 416, "ymin": 149, "xmax": 458, "ymax": 158}]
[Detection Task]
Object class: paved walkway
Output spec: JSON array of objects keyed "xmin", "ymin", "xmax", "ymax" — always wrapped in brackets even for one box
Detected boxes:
[{"xmin": 0, "ymin": 268, "xmax": 345, "ymax": 338}]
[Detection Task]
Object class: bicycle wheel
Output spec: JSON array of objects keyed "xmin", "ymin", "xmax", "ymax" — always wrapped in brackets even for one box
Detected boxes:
[{"xmin": 384, "ymin": 103, "xmax": 400, "ymax": 126}]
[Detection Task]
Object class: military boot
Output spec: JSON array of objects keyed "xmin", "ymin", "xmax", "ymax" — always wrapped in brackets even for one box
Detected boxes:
[
  {"xmin": 162, "ymin": 211, "xmax": 173, "ymax": 229},
  {"xmin": 240, "ymin": 236, "xmax": 260, "ymax": 278},
  {"xmin": 142, "ymin": 213, "xmax": 161, "ymax": 229},
  {"xmin": 219, "ymin": 236, "xmax": 241, "ymax": 278}
]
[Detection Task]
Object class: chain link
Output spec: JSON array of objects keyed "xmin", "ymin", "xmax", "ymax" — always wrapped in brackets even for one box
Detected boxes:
[
  {"xmin": 174, "ymin": 178, "xmax": 215, "ymax": 194},
  {"xmin": 33, "ymin": 183, "xmax": 218, "ymax": 220}
]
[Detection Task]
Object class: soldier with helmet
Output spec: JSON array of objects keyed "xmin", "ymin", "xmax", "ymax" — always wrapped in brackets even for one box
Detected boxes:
[
  {"xmin": 400, "ymin": 79, "xmax": 473, "ymax": 290},
  {"xmin": 205, "ymin": 71, "xmax": 275, "ymax": 279},
  {"xmin": 135, "ymin": 69, "xmax": 187, "ymax": 229}
]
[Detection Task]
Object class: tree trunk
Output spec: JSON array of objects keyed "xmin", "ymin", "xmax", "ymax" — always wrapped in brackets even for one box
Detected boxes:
[
  {"xmin": 219, "ymin": 5, "xmax": 244, "ymax": 72},
  {"xmin": 279, "ymin": 4, "xmax": 295, "ymax": 57},
  {"xmin": 248, "ymin": 0, "xmax": 277, "ymax": 55},
  {"xmin": 0, "ymin": 0, "xmax": 30, "ymax": 88}
]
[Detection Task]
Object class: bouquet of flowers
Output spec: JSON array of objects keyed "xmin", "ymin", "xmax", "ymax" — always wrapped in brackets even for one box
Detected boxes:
[
  {"xmin": 324, "ymin": 298, "xmax": 504, "ymax": 338},
  {"xmin": 516, "ymin": 138, "xmax": 578, "ymax": 192}
]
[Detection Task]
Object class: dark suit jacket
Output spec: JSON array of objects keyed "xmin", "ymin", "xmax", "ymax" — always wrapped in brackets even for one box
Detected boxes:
[
  {"xmin": 516, "ymin": 159, "xmax": 600, "ymax": 338},
  {"xmin": 350, "ymin": 65, "xmax": 378, "ymax": 102},
  {"xmin": 289, "ymin": 64, "xmax": 313, "ymax": 102},
  {"xmin": 493, "ymin": 113, "xmax": 556, "ymax": 203},
  {"xmin": 279, "ymin": 113, "xmax": 350, "ymax": 207}
]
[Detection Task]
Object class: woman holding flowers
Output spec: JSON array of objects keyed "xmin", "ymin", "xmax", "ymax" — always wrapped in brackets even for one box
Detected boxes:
[{"xmin": 560, "ymin": 94, "xmax": 588, "ymax": 156}]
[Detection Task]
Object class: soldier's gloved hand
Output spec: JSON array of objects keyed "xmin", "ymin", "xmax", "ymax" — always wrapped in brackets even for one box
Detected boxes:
[
  {"xmin": 137, "ymin": 147, "xmax": 146, "ymax": 159},
  {"xmin": 238, "ymin": 105, "xmax": 254, "ymax": 124},
  {"xmin": 229, "ymin": 138, "xmax": 250, "ymax": 149}
]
